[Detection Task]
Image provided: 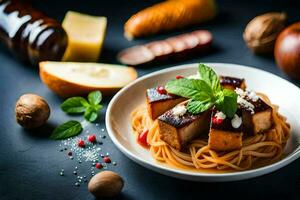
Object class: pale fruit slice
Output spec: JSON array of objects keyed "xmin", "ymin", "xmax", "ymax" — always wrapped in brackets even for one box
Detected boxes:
[
  {"xmin": 62, "ymin": 11, "xmax": 107, "ymax": 62},
  {"xmin": 39, "ymin": 61, "xmax": 137, "ymax": 97}
]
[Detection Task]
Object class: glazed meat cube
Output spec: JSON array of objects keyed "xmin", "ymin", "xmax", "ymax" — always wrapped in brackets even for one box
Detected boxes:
[
  {"xmin": 220, "ymin": 76, "xmax": 246, "ymax": 90},
  {"xmin": 146, "ymin": 88, "xmax": 186, "ymax": 120},
  {"xmin": 208, "ymin": 108, "xmax": 243, "ymax": 151},
  {"xmin": 157, "ymin": 103, "xmax": 211, "ymax": 150},
  {"xmin": 240, "ymin": 96, "xmax": 273, "ymax": 135}
]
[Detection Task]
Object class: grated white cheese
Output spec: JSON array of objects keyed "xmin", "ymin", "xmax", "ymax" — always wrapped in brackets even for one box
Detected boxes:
[
  {"xmin": 172, "ymin": 105, "xmax": 187, "ymax": 117},
  {"xmin": 235, "ymin": 88, "xmax": 246, "ymax": 98},
  {"xmin": 248, "ymin": 90, "xmax": 259, "ymax": 102},
  {"xmin": 237, "ymin": 96, "xmax": 255, "ymax": 114},
  {"xmin": 235, "ymin": 88, "xmax": 258, "ymax": 114},
  {"xmin": 231, "ymin": 114, "xmax": 242, "ymax": 129},
  {"xmin": 235, "ymin": 88, "xmax": 259, "ymax": 102},
  {"xmin": 215, "ymin": 111, "xmax": 226, "ymax": 120}
]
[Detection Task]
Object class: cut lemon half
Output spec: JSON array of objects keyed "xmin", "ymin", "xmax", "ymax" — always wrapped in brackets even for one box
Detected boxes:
[{"xmin": 39, "ymin": 61, "xmax": 137, "ymax": 97}]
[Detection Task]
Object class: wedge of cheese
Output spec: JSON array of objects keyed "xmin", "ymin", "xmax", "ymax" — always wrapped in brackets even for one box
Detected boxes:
[{"xmin": 62, "ymin": 11, "xmax": 107, "ymax": 62}]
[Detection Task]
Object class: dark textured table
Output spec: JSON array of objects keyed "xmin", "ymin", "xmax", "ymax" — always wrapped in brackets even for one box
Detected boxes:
[{"xmin": 1, "ymin": 0, "xmax": 300, "ymax": 199}]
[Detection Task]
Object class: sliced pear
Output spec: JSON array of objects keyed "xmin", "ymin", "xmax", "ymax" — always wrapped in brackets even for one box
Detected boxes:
[{"xmin": 39, "ymin": 61, "xmax": 137, "ymax": 97}]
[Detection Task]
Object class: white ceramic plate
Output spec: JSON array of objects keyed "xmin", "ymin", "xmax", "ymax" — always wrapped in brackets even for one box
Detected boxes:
[{"xmin": 106, "ymin": 63, "xmax": 300, "ymax": 182}]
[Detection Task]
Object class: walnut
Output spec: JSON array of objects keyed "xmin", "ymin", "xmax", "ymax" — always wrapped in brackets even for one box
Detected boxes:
[
  {"xmin": 243, "ymin": 12, "xmax": 287, "ymax": 54},
  {"xmin": 88, "ymin": 171, "xmax": 124, "ymax": 198},
  {"xmin": 15, "ymin": 94, "xmax": 50, "ymax": 129}
]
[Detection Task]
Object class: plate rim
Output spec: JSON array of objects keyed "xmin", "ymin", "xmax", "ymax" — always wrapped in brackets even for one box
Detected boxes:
[{"xmin": 105, "ymin": 62, "xmax": 300, "ymax": 181}]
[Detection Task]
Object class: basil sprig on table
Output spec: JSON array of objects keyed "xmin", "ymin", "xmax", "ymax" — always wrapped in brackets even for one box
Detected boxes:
[
  {"xmin": 61, "ymin": 90, "xmax": 103, "ymax": 122},
  {"xmin": 50, "ymin": 91, "xmax": 103, "ymax": 140},
  {"xmin": 165, "ymin": 64, "xmax": 237, "ymax": 118}
]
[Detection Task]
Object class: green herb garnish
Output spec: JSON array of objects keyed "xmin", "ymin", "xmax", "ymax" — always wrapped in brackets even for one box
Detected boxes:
[
  {"xmin": 50, "ymin": 91, "xmax": 103, "ymax": 140},
  {"xmin": 165, "ymin": 64, "xmax": 237, "ymax": 118},
  {"xmin": 50, "ymin": 120, "xmax": 82, "ymax": 140},
  {"xmin": 61, "ymin": 90, "xmax": 103, "ymax": 122},
  {"xmin": 60, "ymin": 97, "xmax": 89, "ymax": 113}
]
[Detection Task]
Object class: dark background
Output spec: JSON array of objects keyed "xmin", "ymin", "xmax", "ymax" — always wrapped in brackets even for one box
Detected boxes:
[{"xmin": 1, "ymin": 0, "xmax": 300, "ymax": 199}]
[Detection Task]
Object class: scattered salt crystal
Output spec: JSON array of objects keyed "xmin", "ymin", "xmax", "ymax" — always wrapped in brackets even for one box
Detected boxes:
[{"xmin": 57, "ymin": 122, "xmax": 116, "ymax": 186}]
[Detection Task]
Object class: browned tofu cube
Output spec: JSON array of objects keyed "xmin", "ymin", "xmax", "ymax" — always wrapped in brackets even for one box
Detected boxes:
[
  {"xmin": 208, "ymin": 108, "xmax": 243, "ymax": 151},
  {"xmin": 146, "ymin": 88, "xmax": 186, "ymax": 120},
  {"xmin": 157, "ymin": 103, "xmax": 211, "ymax": 150},
  {"xmin": 241, "ymin": 97, "xmax": 273, "ymax": 135},
  {"xmin": 208, "ymin": 130, "xmax": 242, "ymax": 151},
  {"xmin": 220, "ymin": 76, "xmax": 246, "ymax": 90}
]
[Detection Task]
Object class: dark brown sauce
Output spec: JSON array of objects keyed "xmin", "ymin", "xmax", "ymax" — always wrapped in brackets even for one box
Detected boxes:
[
  {"xmin": 0, "ymin": 0, "xmax": 68, "ymax": 65},
  {"xmin": 158, "ymin": 109, "xmax": 200, "ymax": 128},
  {"xmin": 220, "ymin": 76, "xmax": 244, "ymax": 88},
  {"xmin": 244, "ymin": 96, "xmax": 272, "ymax": 113},
  {"xmin": 158, "ymin": 106, "xmax": 211, "ymax": 129}
]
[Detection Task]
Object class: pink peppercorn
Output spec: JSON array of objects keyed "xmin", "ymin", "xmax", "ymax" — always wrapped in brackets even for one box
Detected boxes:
[
  {"xmin": 103, "ymin": 157, "xmax": 111, "ymax": 163},
  {"xmin": 87, "ymin": 134, "xmax": 97, "ymax": 143},
  {"xmin": 77, "ymin": 139, "xmax": 85, "ymax": 148}
]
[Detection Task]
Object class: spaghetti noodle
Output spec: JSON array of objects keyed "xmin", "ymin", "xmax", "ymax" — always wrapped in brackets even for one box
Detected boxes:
[{"xmin": 131, "ymin": 93, "xmax": 290, "ymax": 171}]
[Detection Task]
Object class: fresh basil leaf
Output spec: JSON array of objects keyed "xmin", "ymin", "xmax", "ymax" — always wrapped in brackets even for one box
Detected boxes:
[
  {"xmin": 92, "ymin": 104, "xmax": 103, "ymax": 112},
  {"xmin": 165, "ymin": 78, "xmax": 213, "ymax": 102},
  {"xmin": 166, "ymin": 63, "xmax": 237, "ymax": 117},
  {"xmin": 61, "ymin": 97, "xmax": 89, "ymax": 113},
  {"xmin": 215, "ymin": 90, "xmax": 224, "ymax": 105},
  {"xmin": 88, "ymin": 91, "xmax": 102, "ymax": 105},
  {"xmin": 187, "ymin": 100, "xmax": 214, "ymax": 114},
  {"xmin": 215, "ymin": 89, "xmax": 237, "ymax": 118},
  {"xmin": 84, "ymin": 107, "xmax": 98, "ymax": 122},
  {"xmin": 50, "ymin": 120, "xmax": 82, "ymax": 140},
  {"xmin": 198, "ymin": 63, "xmax": 221, "ymax": 92}
]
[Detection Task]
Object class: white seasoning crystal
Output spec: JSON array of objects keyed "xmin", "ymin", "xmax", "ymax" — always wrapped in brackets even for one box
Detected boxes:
[
  {"xmin": 231, "ymin": 114, "xmax": 242, "ymax": 128},
  {"xmin": 248, "ymin": 90, "xmax": 259, "ymax": 101},
  {"xmin": 172, "ymin": 105, "xmax": 187, "ymax": 117},
  {"xmin": 215, "ymin": 111, "xmax": 226, "ymax": 120},
  {"xmin": 237, "ymin": 96, "xmax": 255, "ymax": 114},
  {"xmin": 235, "ymin": 88, "xmax": 246, "ymax": 98},
  {"xmin": 235, "ymin": 88, "xmax": 259, "ymax": 102},
  {"xmin": 235, "ymin": 88, "xmax": 257, "ymax": 114}
]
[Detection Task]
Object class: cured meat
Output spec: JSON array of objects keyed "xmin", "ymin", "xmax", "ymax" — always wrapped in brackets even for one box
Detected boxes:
[{"xmin": 118, "ymin": 30, "xmax": 213, "ymax": 66}]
